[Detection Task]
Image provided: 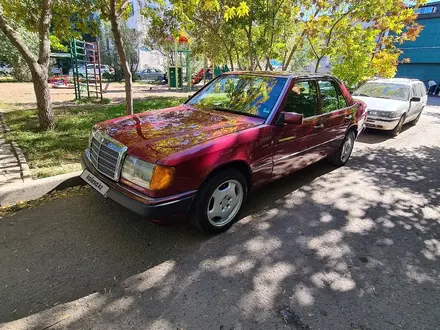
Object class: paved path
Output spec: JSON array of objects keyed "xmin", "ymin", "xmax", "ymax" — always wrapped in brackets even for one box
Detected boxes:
[
  {"xmin": 1, "ymin": 106, "xmax": 440, "ymax": 330},
  {"xmin": 0, "ymin": 114, "xmax": 30, "ymax": 188}
]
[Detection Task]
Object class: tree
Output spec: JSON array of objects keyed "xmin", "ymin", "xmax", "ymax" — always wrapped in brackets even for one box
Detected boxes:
[
  {"xmin": 0, "ymin": 1, "xmax": 96, "ymax": 130},
  {"xmin": 166, "ymin": 0, "xmax": 425, "ymax": 86},
  {"xmin": 100, "ymin": 21, "xmax": 144, "ymax": 81},
  {"xmin": 96, "ymin": 0, "xmax": 140, "ymax": 115}
]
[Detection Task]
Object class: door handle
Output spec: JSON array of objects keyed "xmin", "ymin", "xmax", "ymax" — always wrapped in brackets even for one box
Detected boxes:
[
  {"xmin": 313, "ymin": 124, "xmax": 324, "ymax": 129},
  {"xmin": 345, "ymin": 115, "xmax": 353, "ymax": 120}
]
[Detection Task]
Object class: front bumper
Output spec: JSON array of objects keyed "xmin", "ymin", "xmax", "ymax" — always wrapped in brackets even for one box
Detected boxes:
[
  {"xmin": 365, "ymin": 117, "xmax": 400, "ymax": 130},
  {"xmin": 81, "ymin": 151, "xmax": 195, "ymax": 219}
]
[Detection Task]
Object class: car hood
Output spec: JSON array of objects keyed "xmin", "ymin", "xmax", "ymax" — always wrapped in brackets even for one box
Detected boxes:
[
  {"xmin": 353, "ymin": 96, "xmax": 408, "ymax": 111},
  {"xmin": 95, "ymin": 105, "xmax": 264, "ymax": 163}
]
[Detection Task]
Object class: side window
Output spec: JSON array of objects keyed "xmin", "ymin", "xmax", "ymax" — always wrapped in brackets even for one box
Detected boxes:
[
  {"xmin": 318, "ymin": 80, "xmax": 347, "ymax": 113},
  {"xmin": 412, "ymin": 85, "xmax": 418, "ymax": 98},
  {"xmin": 284, "ymin": 81, "xmax": 318, "ymax": 118},
  {"xmin": 418, "ymin": 83, "xmax": 426, "ymax": 96}
]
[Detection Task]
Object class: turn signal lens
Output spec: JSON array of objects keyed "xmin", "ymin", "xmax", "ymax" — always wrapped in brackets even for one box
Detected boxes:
[{"xmin": 150, "ymin": 165, "xmax": 175, "ymax": 190}]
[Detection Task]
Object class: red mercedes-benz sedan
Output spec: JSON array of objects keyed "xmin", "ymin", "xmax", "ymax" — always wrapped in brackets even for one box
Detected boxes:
[{"xmin": 81, "ymin": 72, "xmax": 367, "ymax": 233}]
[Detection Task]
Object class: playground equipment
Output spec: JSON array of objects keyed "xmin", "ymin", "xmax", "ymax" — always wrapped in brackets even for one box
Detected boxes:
[
  {"xmin": 70, "ymin": 39, "xmax": 103, "ymax": 100},
  {"xmin": 166, "ymin": 32, "xmax": 192, "ymax": 91},
  {"xmin": 165, "ymin": 32, "xmax": 230, "ymax": 89},
  {"xmin": 192, "ymin": 64, "xmax": 230, "ymax": 85}
]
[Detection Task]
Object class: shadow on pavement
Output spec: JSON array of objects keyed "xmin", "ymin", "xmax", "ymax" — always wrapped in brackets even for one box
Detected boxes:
[
  {"xmin": 1, "ymin": 147, "xmax": 440, "ymax": 329},
  {"xmin": 356, "ymin": 124, "xmax": 414, "ymax": 145}
]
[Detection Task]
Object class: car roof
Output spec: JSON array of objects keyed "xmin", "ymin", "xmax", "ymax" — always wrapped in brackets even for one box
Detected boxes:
[
  {"xmin": 223, "ymin": 71, "xmax": 337, "ymax": 80},
  {"xmin": 367, "ymin": 78, "xmax": 423, "ymax": 85}
]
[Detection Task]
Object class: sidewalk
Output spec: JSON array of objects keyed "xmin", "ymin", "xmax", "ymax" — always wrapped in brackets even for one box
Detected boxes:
[{"xmin": 0, "ymin": 113, "xmax": 30, "ymax": 188}]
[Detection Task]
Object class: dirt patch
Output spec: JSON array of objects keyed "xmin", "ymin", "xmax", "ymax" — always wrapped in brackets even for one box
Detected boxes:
[{"xmin": 0, "ymin": 82, "xmax": 195, "ymax": 109}]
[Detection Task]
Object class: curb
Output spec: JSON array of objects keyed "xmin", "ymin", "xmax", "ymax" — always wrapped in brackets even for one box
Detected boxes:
[{"xmin": 0, "ymin": 171, "xmax": 85, "ymax": 206}]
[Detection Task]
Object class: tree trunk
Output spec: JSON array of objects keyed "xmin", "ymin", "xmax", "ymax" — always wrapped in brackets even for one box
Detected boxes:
[
  {"xmin": 0, "ymin": 4, "xmax": 55, "ymax": 130},
  {"xmin": 31, "ymin": 65, "xmax": 55, "ymax": 129},
  {"xmin": 245, "ymin": 15, "xmax": 254, "ymax": 70},
  {"xmin": 314, "ymin": 56, "xmax": 323, "ymax": 73},
  {"xmin": 110, "ymin": 0, "xmax": 133, "ymax": 115},
  {"xmin": 227, "ymin": 50, "xmax": 234, "ymax": 71},
  {"xmin": 282, "ymin": 31, "xmax": 306, "ymax": 71}
]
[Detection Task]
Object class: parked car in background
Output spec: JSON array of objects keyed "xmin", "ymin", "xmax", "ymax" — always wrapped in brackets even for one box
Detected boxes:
[
  {"xmin": 353, "ymin": 78, "xmax": 427, "ymax": 136},
  {"xmin": 81, "ymin": 72, "xmax": 367, "ymax": 233},
  {"xmin": 136, "ymin": 68, "xmax": 164, "ymax": 81},
  {"xmin": 70, "ymin": 64, "xmax": 113, "ymax": 77},
  {"xmin": 0, "ymin": 64, "xmax": 12, "ymax": 76}
]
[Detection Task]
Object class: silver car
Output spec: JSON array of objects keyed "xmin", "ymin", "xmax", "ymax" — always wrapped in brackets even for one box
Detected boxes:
[
  {"xmin": 136, "ymin": 68, "xmax": 164, "ymax": 81},
  {"xmin": 353, "ymin": 78, "xmax": 427, "ymax": 136},
  {"xmin": 0, "ymin": 64, "xmax": 12, "ymax": 76}
]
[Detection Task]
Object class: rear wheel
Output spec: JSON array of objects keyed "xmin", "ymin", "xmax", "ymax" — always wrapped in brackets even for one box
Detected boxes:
[
  {"xmin": 328, "ymin": 131, "xmax": 356, "ymax": 166},
  {"xmin": 410, "ymin": 109, "xmax": 423, "ymax": 126},
  {"xmin": 190, "ymin": 169, "xmax": 248, "ymax": 234},
  {"xmin": 391, "ymin": 114, "xmax": 406, "ymax": 136}
]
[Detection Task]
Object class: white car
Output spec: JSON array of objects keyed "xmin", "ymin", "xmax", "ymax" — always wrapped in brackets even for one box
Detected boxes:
[
  {"xmin": 0, "ymin": 64, "xmax": 12, "ymax": 76},
  {"xmin": 353, "ymin": 78, "xmax": 427, "ymax": 136},
  {"xmin": 70, "ymin": 64, "xmax": 113, "ymax": 77}
]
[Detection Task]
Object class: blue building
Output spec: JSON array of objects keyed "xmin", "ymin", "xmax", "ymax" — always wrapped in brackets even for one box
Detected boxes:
[{"xmin": 395, "ymin": 2, "xmax": 440, "ymax": 86}]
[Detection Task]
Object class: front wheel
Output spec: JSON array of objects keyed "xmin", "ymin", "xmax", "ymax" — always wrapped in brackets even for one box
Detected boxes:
[
  {"xmin": 328, "ymin": 131, "xmax": 356, "ymax": 166},
  {"xmin": 190, "ymin": 169, "xmax": 247, "ymax": 234},
  {"xmin": 391, "ymin": 114, "xmax": 406, "ymax": 136}
]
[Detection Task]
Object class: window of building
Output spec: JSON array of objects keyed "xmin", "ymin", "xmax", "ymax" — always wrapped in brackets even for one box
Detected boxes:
[
  {"xmin": 414, "ymin": 6, "xmax": 437, "ymax": 15},
  {"xmin": 284, "ymin": 81, "xmax": 318, "ymax": 118}
]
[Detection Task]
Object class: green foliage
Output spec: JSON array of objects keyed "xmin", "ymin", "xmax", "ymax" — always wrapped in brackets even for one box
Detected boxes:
[
  {"xmin": 0, "ymin": 26, "xmax": 38, "ymax": 81},
  {"xmin": 157, "ymin": 0, "xmax": 426, "ymax": 86},
  {"xmin": 0, "ymin": 0, "xmax": 98, "ymax": 42}
]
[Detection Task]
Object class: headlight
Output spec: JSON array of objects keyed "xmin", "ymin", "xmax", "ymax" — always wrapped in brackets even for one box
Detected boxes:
[
  {"xmin": 368, "ymin": 110, "xmax": 400, "ymax": 118},
  {"xmin": 121, "ymin": 155, "xmax": 175, "ymax": 190}
]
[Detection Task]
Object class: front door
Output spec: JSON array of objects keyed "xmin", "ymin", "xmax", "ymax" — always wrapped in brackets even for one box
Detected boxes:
[{"xmin": 272, "ymin": 80, "xmax": 323, "ymax": 178}]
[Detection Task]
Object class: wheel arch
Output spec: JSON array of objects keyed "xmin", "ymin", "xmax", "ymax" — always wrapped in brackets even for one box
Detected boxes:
[
  {"xmin": 203, "ymin": 160, "xmax": 253, "ymax": 191},
  {"xmin": 347, "ymin": 124, "xmax": 358, "ymax": 137}
]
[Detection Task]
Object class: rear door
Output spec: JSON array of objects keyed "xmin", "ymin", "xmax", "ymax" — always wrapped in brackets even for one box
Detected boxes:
[
  {"xmin": 272, "ymin": 79, "xmax": 323, "ymax": 178},
  {"xmin": 315, "ymin": 79, "xmax": 356, "ymax": 158}
]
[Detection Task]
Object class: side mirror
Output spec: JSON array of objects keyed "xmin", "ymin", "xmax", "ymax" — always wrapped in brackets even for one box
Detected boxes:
[
  {"xmin": 410, "ymin": 96, "xmax": 421, "ymax": 102},
  {"xmin": 283, "ymin": 112, "xmax": 303, "ymax": 125}
]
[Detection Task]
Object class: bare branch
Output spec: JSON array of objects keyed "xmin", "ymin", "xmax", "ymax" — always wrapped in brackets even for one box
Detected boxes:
[
  {"xmin": 117, "ymin": 0, "xmax": 131, "ymax": 17},
  {"xmin": 38, "ymin": 0, "xmax": 52, "ymax": 66}
]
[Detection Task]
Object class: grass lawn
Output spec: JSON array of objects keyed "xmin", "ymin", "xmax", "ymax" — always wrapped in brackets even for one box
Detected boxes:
[{"xmin": 3, "ymin": 97, "xmax": 186, "ymax": 178}]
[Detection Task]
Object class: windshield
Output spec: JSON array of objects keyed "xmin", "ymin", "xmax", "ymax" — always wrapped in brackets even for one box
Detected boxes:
[
  {"xmin": 353, "ymin": 82, "xmax": 410, "ymax": 101},
  {"xmin": 187, "ymin": 74, "xmax": 288, "ymax": 119}
]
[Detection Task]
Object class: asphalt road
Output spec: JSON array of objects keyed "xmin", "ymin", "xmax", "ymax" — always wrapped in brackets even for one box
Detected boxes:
[{"xmin": 1, "ymin": 104, "xmax": 440, "ymax": 330}]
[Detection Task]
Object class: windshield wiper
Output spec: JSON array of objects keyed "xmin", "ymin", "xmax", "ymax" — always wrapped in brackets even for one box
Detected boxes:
[
  {"xmin": 211, "ymin": 107, "xmax": 262, "ymax": 119},
  {"xmin": 353, "ymin": 93, "xmax": 370, "ymax": 97}
]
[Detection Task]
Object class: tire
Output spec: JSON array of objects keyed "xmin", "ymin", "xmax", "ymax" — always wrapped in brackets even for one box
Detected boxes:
[
  {"xmin": 410, "ymin": 109, "xmax": 423, "ymax": 126},
  {"xmin": 391, "ymin": 114, "xmax": 406, "ymax": 136},
  {"xmin": 190, "ymin": 169, "xmax": 248, "ymax": 234},
  {"xmin": 328, "ymin": 131, "xmax": 356, "ymax": 166}
]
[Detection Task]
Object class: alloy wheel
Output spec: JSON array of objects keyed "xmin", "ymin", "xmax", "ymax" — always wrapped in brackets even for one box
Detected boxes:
[
  {"xmin": 341, "ymin": 134, "xmax": 354, "ymax": 163},
  {"xmin": 207, "ymin": 179, "xmax": 244, "ymax": 227}
]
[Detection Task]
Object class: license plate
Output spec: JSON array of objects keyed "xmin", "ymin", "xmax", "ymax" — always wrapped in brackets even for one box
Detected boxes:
[{"xmin": 80, "ymin": 170, "xmax": 109, "ymax": 196}]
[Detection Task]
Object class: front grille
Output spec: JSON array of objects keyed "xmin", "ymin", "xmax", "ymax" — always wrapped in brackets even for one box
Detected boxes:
[{"xmin": 89, "ymin": 132, "xmax": 127, "ymax": 180}]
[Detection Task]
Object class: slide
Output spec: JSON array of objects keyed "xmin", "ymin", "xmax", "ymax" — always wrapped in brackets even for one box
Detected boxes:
[{"xmin": 192, "ymin": 68, "xmax": 205, "ymax": 85}]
